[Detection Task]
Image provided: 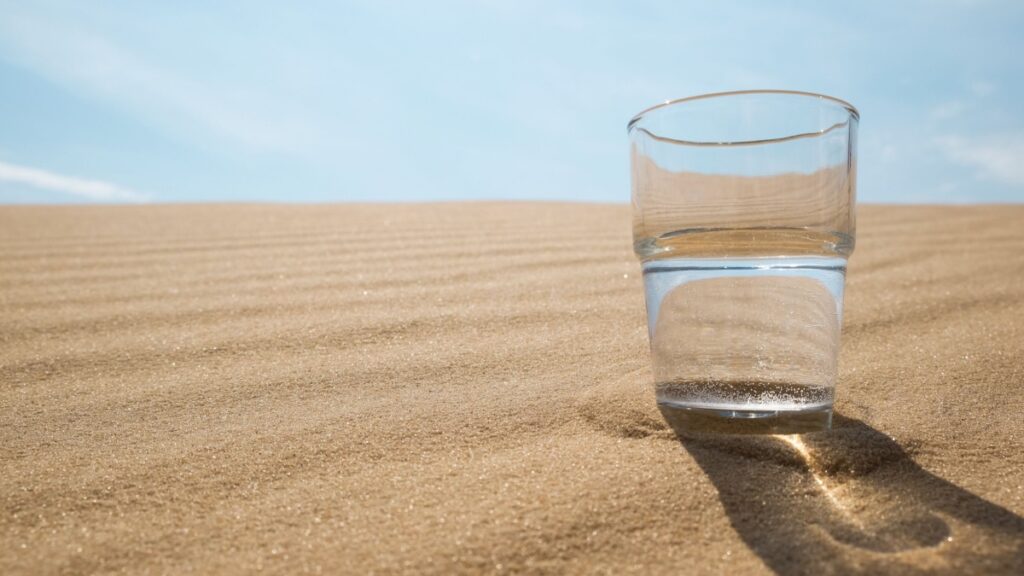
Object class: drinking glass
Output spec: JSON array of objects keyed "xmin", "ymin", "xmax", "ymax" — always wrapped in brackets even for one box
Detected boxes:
[{"xmin": 629, "ymin": 90, "xmax": 858, "ymax": 434}]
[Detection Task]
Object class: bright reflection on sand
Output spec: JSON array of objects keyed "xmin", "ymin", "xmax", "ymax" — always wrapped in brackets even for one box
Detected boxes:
[{"xmin": 778, "ymin": 434, "xmax": 864, "ymax": 529}]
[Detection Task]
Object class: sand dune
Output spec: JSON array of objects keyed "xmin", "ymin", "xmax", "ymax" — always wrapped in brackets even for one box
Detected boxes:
[{"xmin": 1, "ymin": 203, "xmax": 1023, "ymax": 574}]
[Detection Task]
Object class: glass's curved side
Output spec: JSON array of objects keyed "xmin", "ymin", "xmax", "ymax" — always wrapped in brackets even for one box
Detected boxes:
[{"xmin": 629, "ymin": 91, "xmax": 859, "ymax": 434}]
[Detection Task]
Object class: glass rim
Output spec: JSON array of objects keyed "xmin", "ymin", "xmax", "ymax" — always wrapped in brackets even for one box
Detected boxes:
[{"xmin": 627, "ymin": 89, "xmax": 860, "ymax": 146}]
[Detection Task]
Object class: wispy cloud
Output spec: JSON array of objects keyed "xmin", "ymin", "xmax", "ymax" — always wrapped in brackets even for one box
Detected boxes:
[
  {"xmin": 929, "ymin": 100, "xmax": 966, "ymax": 120},
  {"xmin": 970, "ymin": 80, "xmax": 995, "ymax": 97},
  {"xmin": 0, "ymin": 7, "xmax": 320, "ymax": 155},
  {"xmin": 0, "ymin": 160, "xmax": 149, "ymax": 202},
  {"xmin": 934, "ymin": 136, "xmax": 1024, "ymax": 186}
]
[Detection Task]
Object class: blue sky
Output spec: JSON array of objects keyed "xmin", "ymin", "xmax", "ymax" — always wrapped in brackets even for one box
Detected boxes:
[{"xmin": 0, "ymin": 0, "xmax": 1022, "ymax": 204}]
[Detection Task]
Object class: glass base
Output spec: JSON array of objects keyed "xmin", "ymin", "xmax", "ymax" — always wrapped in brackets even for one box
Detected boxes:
[{"xmin": 658, "ymin": 402, "xmax": 832, "ymax": 435}]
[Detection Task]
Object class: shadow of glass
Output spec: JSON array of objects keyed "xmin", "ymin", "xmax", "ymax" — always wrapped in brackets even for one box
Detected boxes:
[{"xmin": 667, "ymin": 412, "xmax": 1024, "ymax": 575}]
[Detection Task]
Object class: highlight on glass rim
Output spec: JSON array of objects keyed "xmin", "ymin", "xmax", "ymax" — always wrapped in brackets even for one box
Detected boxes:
[{"xmin": 2, "ymin": 2, "xmax": 1022, "ymax": 574}]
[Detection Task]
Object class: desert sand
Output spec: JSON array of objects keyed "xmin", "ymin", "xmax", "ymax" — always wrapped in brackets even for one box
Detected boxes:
[{"xmin": 1, "ymin": 203, "xmax": 1022, "ymax": 574}]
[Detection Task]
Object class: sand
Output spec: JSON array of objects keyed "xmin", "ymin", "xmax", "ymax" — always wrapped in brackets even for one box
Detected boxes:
[{"xmin": 1, "ymin": 203, "xmax": 1022, "ymax": 574}]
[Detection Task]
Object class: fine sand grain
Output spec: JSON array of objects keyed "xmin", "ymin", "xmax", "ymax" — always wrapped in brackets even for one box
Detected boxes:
[{"xmin": 1, "ymin": 203, "xmax": 1023, "ymax": 574}]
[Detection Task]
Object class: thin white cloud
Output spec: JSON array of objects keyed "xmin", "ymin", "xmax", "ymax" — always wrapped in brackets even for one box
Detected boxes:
[
  {"xmin": 880, "ymin": 144, "xmax": 898, "ymax": 162},
  {"xmin": 0, "ymin": 160, "xmax": 149, "ymax": 202},
  {"xmin": 928, "ymin": 0, "xmax": 1000, "ymax": 6},
  {"xmin": 934, "ymin": 136, "xmax": 1024, "ymax": 187},
  {"xmin": 0, "ymin": 8, "xmax": 321, "ymax": 155},
  {"xmin": 970, "ymin": 81, "xmax": 995, "ymax": 97},
  {"xmin": 929, "ymin": 100, "xmax": 966, "ymax": 120}
]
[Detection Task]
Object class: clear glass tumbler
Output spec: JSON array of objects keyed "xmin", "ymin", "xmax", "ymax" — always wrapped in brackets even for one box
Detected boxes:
[{"xmin": 629, "ymin": 90, "xmax": 858, "ymax": 434}]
